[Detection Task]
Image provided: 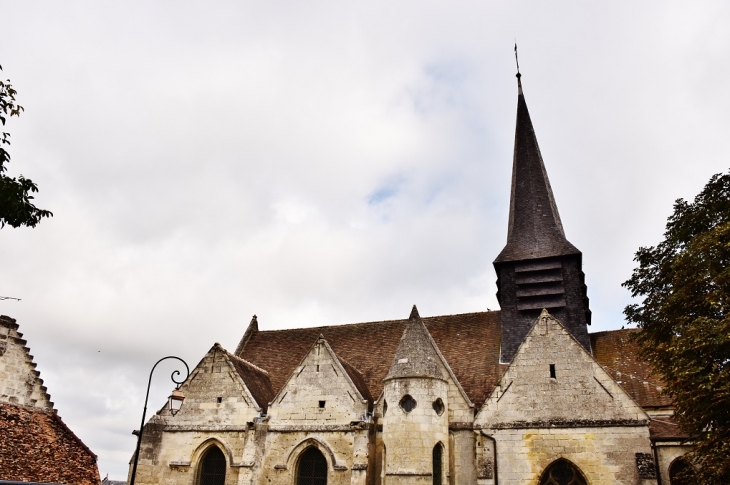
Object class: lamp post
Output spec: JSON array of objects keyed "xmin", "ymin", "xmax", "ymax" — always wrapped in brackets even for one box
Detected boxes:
[{"xmin": 129, "ymin": 356, "xmax": 190, "ymax": 485}]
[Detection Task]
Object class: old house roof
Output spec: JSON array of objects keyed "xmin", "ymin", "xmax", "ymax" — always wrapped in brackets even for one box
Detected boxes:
[
  {"xmin": 237, "ymin": 310, "xmax": 668, "ymax": 412},
  {"xmin": 648, "ymin": 415, "xmax": 690, "ymax": 441},
  {"xmin": 225, "ymin": 350, "xmax": 276, "ymax": 412},
  {"xmin": 0, "ymin": 403, "xmax": 100, "ymax": 485},
  {"xmin": 590, "ymin": 328, "xmax": 672, "ymax": 408},
  {"xmin": 494, "ymin": 76, "xmax": 580, "ymax": 264}
]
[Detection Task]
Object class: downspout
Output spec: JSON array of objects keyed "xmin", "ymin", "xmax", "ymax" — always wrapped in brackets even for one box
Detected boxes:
[{"xmin": 652, "ymin": 440, "xmax": 662, "ymax": 485}]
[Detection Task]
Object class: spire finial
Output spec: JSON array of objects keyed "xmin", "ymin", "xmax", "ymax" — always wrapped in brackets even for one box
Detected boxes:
[
  {"xmin": 514, "ymin": 42, "xmax": 523, "ymax": 94},
  {"xmin": 409, "ymin": 304, "xmax": 420, "ymax": 320}
]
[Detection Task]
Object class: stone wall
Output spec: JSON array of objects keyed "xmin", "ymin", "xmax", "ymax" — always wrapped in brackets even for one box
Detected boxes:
[
  {"xmin": 482, "ymin": 425, "xmax": 655, "ymax": 484},
  {"xmin": 130, "ymin": 344, "xmax": 262, "ymax": 485},
  {"xmin": 382, "ymin": 377, "xmax": 449, "ymax": 485},
  {"xmin": 655, "ymin": 443, "xmax": 694, "ymax": 485}
]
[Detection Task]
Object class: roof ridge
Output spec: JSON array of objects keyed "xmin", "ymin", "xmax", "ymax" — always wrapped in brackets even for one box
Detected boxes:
[
  {"xmin": 225, "ymin": 350, "xmax": 270, "ymax": 375},
  {"xmin": 254, "ymin": 310, "xmax": 498, "ymax": 334}
]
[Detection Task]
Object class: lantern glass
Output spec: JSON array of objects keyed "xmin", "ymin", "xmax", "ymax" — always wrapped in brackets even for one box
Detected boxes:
[{"xmin": 168, "ymin": 388, "xmax": 185, "ymax": 416}]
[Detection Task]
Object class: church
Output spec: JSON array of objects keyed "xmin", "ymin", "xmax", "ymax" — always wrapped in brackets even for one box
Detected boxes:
[{"xmin": 129, "ymin": 73, "xmax": 693, "ymax": 485}]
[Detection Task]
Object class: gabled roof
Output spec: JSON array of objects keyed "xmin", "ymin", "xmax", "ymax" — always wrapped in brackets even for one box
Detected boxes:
[
  {"xmin": 477, "ymin": 310, "xmax": 648, "ymax": 425},
  {"xmin": 237, "ymin": 310, "xmax": 669, "ymax": 412},
  {"xmin": 590, "ymin": 328, "xmax": 672, "ymax": 408},
  {"xmin": 648, "ymin": 415, "xmax": 690, "ymax": 440},
  {"xmin": 339, "ymin": 356, "xmax": 373, "ymax": 404},
  {"xmin": 0, "ymin": 403, "xmax": 100, "ymax": 485},
  {"xmin": 224, "ymin": 350, "xmax": 275, "ymax": 412},
  {"xmin": 494, "ymin": 76, "xmax": 580, "ymax": 263},
  {"xmin": 385, "ymin": 305, "xmax": 445, "ymax": 381},
  {"xmin": 238, "ymin": 311, "xmax": 502, "ymax": 410},
  {"xmin": 269, "ymin": 335, "xmax": 373, "ymax": 408}
]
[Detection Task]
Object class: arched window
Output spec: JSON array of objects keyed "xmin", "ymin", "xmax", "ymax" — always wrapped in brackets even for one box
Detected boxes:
[
  {"xmin": 198, "ymin": 446, "xmax": 226, "ymax": 485},
  {"xmin": 669, "ymin": 457, "xmax": 697, "ymax": 485},
  {"xmin": 297, "ymin": 447, "xmax": 328, "ymax": 485},
  {"xmin": 539, "ymin": 459, "xmax": 587, "ymax": 485},
  {"xmin": 432, "ymin": 443, "xmax": 443, "ymax": 485}
]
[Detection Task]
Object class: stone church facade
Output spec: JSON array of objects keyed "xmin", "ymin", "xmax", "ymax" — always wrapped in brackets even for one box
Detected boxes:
[{"xmin": 130, "ymin": 76, "xmax": 693, "ymax": 485}]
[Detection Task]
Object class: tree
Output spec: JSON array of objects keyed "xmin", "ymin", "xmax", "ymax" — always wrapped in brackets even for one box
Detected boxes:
[
  {"xmin": 0, "ymin": 65, "xmax": 52, "ymax": 228},
  {"xmin": 623, "ymin": 170, "xmax": 730, "ymax": 484}
]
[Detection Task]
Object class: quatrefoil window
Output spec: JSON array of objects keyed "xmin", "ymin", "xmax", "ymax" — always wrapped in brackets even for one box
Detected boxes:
[
  {"xmin": 399, "ymin": 394, "xmax": 417, "ymax": 413},
  {"xmin": 432, "ymin": 398, "xmax": 445, "ymax": 415}
]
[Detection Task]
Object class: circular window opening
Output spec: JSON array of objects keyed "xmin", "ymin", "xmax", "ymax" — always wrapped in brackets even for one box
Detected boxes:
[
  {"xmin": 432, "ymin": 398, "xmax": 444, "ymax": 415},
  {"xmin": 399, "ymin": 394, "xmax": 417, "ymax": 413}
]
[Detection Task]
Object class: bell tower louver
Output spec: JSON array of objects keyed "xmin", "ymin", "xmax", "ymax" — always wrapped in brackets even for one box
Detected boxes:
[{"xmin": 494, "ymin": 72, "xmax": 591, "ymax": 363}]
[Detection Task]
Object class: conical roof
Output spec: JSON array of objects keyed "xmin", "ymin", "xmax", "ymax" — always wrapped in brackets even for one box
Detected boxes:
[
  {"xmin": 494, "ymin": 75, "xmax": 580, "ymax": 263},
  {"xmin": 384, "ymin": 305, "xmax": 445, "ymax": 380}
]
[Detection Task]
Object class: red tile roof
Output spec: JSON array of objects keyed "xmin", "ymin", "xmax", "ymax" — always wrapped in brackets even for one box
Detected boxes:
[
  {"xmin": 225, "ymin": 350, "xmax": 275, "ymax": 412},
  {"xmin": 649, "ymin": 416, "xmax": 690, "ymax": 440},
  {"xmin": 237, "ymin": 311, "xmax": 668, "ymax": 411},
  {"xmin": 0, "ymin": 403, "xmax": 100, "ymax": 485},
  {"xmin": 590, "ymin": 328, "xmax": 672, "ymax": 408}
]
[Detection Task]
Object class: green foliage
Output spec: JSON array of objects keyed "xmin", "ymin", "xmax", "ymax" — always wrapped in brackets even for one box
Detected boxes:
[
  {"xmin": 624, "ymin": 170, "xmax": 730, "ymax": 484},
  {"xmin": 0, "ymin": 65, "xmax": 52, "ymax": 228}
]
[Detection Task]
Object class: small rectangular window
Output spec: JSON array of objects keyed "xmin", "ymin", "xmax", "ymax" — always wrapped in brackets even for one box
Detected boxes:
[
  {"xmin": 319, "ymin": 400, "xmax": 326, "ymax": 408},
  {"xmin": 217, "ymin": 397, "xmax": 223, "ymax": 403},
  {"xmin": 550, "ymin": 364, "xmax": 556, "ymax": 379}
]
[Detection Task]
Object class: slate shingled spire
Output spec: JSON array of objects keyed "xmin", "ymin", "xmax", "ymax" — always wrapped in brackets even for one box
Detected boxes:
[
  {"xmin": 494, "ymin": 72, "xmax": 591, "ymax": 363},
  {"xmin": 384, "ymin": 305, "xmax": 444, "ymax": 380},
  {"xmin": 495, "ymin": 75, "xmax": 580, "ymax": 263}
]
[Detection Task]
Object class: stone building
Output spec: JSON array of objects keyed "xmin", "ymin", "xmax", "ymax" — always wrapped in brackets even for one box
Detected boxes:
[
  {"xmin": 129, "ymin": 75, "xmax": 693, "ymax": 485},
  {"xmin": 0, "ymin": 315, "xmax": 101, "ymax": 485}
]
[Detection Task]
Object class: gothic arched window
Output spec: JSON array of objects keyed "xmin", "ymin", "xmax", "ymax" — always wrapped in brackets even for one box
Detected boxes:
[
  {"xmin": 297, "ymin": 447, "xmax": 328, "ymax": 485},
  {"xmin": 539, "ymin": 459, "xmax": 587, "ymax": 485},
  {"xmin": 669, "ymin": 457, "xmax": 697, "ymax": 485},
  {"xmin": 198, "ymin": 446, "xmax": 226, "ymax": 485},
  {"xmin": 433, "ymin": 443, "xmax": 443, "ymax": 485}
]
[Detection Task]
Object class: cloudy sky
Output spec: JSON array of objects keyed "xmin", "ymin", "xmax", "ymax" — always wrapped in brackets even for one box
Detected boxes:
[{"xmin": 2, "ymin": 1, "xmax": 729, "ymax": 479}]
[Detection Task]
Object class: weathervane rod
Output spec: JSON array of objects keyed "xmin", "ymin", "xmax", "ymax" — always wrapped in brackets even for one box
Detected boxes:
[{"xmin": 514, "ymin": 42, "xmax": 523, "ymax": 93}]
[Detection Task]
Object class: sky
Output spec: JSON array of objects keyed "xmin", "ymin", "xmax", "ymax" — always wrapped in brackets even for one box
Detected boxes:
[{"xmin": 2, "ymin": 1, "xmax": 729, "ymax": 479}]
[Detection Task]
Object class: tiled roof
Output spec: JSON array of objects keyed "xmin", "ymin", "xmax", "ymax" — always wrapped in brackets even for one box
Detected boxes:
[
  {"xmin": 649, "ymin": 416, "xmax": 690, "ymax": 440},
  {"xmin": 238, "ymin": 311, "xmax": 669, "ymax": 412},
  {"xmin": 338, "ymin": 357, "xmax": 373, "ymax": 405},
  {"xmin": 0, "ymin": 403, "xmax": 100, "ymax": 485},
  {"xmin": 225, "ymin": 350, "xmax": 275, "ymax": 412},
  {"xmin": 237, "ymin": 311, "xmax": 503, "ymax": 409},
  {"xmin": 590, "ymin": 328, "xmax": 672, "ymax": 408}
]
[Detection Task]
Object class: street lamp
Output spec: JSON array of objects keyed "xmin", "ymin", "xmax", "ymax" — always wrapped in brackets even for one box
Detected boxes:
[{"xmin": 129, "ymin": 356, "xmax": 190, "ymax": 485}]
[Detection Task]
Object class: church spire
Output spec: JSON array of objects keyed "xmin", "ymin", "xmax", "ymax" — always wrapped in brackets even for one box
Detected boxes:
[
  {"xmin": 493, "ymin": 64, "xmax": 591, "ymax": 363},
  {"xmin": 494, "ymin": 71, "xmax": 580, "ymax": 263}
]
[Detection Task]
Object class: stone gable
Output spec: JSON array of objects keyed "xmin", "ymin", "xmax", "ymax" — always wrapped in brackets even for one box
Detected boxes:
[
  {"xmin": 0, "ymin": 316, "xmax": 53, "ymax": 410},
  {"xmin": 477, "ymin": 310, "xmax": 648, "ymax": 427},
  {"xmin": 268, "ymin": 336, "xmax": 369, "ymax": 425},
  {"xmin": 169, "ymin": 343, "xmax": 268, "ymax": 427}
]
